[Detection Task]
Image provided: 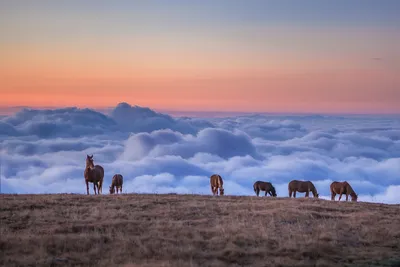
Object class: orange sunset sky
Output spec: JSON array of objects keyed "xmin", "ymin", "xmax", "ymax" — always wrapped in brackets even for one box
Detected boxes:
[{"xmin": 1, "ymin": 1, "xmax": 399, "ymax": 114}]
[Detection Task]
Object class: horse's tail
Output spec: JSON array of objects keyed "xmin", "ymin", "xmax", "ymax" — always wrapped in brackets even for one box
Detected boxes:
[
  {"xmin": 270, "ymin": 185, "xmax": 277, "ymax": 197},
  {"xmin": 253, "ymin": 182, "xmax": 258, "ymax": 193}
]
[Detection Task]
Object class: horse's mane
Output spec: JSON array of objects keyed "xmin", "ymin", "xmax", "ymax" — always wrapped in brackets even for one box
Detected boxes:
[
  {"xmin": 271, "ymin": 184, "xmax": 276, "ymax": 196},
  {"xmin": 270, "ymin": 185, "xmax": 276, "ymax": 195},
  {"xmin": 345, "ymin": 181, "xmax": 356, "ymax": 195}
]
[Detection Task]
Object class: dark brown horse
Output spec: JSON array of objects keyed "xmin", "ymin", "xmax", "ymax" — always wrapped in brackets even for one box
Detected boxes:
[
  {"xmin": 288, "ymin": 180, "xmax": 319, "ymax": 198},
  {"xmin": 210, "ymin": 174, "xmax": 224, "ymax": 196},
  {"xmin": 110, "ymin": 174, "xmax": 123, "ymax": 194},
  {"xmin": 253, "ymin": 181, "xmax": 277, "ymax": 197},
  {"xmin": 84, "ymin": 155, "xmax": 104, "ymax": 195},
  {"xmin": 330, "ymin": 181, "xmax": 358, "ymax": 202}
]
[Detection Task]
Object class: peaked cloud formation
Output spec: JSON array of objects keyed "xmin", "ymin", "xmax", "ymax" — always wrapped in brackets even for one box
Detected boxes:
[{"xmin": 1, "ymin": 103, "xmax": 399, "ymax": 204}]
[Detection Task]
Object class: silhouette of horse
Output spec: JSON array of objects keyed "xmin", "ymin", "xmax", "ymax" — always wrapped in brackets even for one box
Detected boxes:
[
  {"xmin": 84, "ymin": 155, "xmax": 104, "ymax": 195},
  {"xmin": 253, "ymin": 181, "xmax": 277, "ymax": 197},
  {"xmin": 110, "ymin": 174, "xmax": 123, "ymax": 194},
  {"xmin": 288, "ymin": 180, "xmax": 319, "ymax": 198},
  {"xmin": 210, "ymin": 174, "xmax": 224, "ymax": 196},
  {"xmin": 330, "ymin": 181, "xmax": 358, "ymax": 202}
]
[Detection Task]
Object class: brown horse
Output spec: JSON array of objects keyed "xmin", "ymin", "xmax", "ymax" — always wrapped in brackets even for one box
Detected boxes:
[
  {"xmin": 330, "ymin": 181, "xmax": 358, "ymax": 202},
  {"xmin": 288, "ymin": 180, "xmax": 319, "ymax": 198},
  {"xmin": 110, "ymin": 174, "xmax": 123, "ymax": 194},
  {"xmin": 84, "ymin": 155, "xmax": 104, "ymax": 195},
  {"xmin": 253, "ymin": 181, "xmax": 277, "ymax": 197},
  {"xmin": 210, "ymin": 174, "xmax": 224, "ymax": 195}
]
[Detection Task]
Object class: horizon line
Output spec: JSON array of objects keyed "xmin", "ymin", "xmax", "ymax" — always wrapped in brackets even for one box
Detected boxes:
[{"xmin": 0, "ymin": 104, "xmax": 399, "ymax": 118}]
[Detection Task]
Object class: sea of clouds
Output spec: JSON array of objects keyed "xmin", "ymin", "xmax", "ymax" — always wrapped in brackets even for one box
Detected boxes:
[{"xmin": 1, "ymin": 102, "xmax": 399, "ymax": 204}]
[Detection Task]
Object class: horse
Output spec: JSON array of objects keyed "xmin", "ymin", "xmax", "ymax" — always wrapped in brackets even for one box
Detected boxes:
[
  {"xmin": 330, "ymin": 181, "xmax": 358, "ymax": 202},
  {"xmin": 84, "ymin": 154, "xmax": 104, "ymax": 195},
  {"xmin": 210, "ymin": 174, "xmax": 224, "ymax": 196},
  {"xmin": 288, "ymin": 180, "xmax": 319, "ymax": 198},
  {"xmin": 253, "ymin": 181, "xmax": 277, "ymax": 197},
  {"xmin": 110, "ymin": 174, "xmax": 123, "ymax": 194}
]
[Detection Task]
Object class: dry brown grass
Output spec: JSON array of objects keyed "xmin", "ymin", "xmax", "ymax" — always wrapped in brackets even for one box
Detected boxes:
[{"xmin": 1, "ymin": 193, "xmax": 400, "ymax": 267}]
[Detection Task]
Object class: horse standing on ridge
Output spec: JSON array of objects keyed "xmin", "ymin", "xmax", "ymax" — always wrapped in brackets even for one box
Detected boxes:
[
  {"xmin": 110, "ymin": 174, "xmax": 123, "ymax": 194},
  {"xmin": 84, "ymin": 155, "xmax": 104, "ymax": 195},
  {"xmin": 253, "ymin": 181, "xmax": 277, "ymax": 197},
  {"xmin": 330, "ymin": 181, "xmax": 358, "ymax": 202},
  {"xmin": 210, "ymin": 174, "xmax": 224, "ymax": 196},
  {"xmin": 288, "ymin": 180, "xmax": 319, "ymax": 198}
]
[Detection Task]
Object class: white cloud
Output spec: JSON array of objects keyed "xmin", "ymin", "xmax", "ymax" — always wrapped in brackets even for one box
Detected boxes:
[
  {"xmin": 119, "ymin": 128, "xmax": 260, "ymax": 161},
  {"xmin": 358, "ymin": 185, "xmax": 400, "ymax": 204},
  {"xmin": 1, "ymin": 103, "xmax": 399, "ymax": 204}
]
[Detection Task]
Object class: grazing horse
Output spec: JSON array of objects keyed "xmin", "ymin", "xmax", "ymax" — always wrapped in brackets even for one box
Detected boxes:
[
  {"xmin": 330, "ymin": 181, "xmax": 358, "ymax": 202},
  {"xmin": 210, "ymin": 174, "xmax": 224, "ymax": 196},
  {"xmin": 253, "ymin": 181, "xmax": 277, "ymax": 197},
  {"xmin": 84, "ymin": 155, "xmax": 104, "ymax": 195},
  {"xmin": 110, "ymin": 174, "xmax": 123, "ymax": 194},
  {"xmin": 288, "ymin": 180, "xmax": 319, "ymax": 198}
]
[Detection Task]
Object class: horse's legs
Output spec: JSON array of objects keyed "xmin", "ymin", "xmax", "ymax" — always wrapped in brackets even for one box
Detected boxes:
[
  {"xmin": 338, "ymin": 188, "xmax": 345, "ymax": 201},
  {"xmin": 93, "ymin": 183, "xmax": 97, "ymax": 195},
  {"xmin": 265, "ymin": 190, "xmax": 268, "ymax": 196},
  {"xmin": 293, "ymin": 191, "xmax": 296, "ymax": 198},
  {"xmin": 331, "ymin": 192, "xmax": 336, "ymax": 201},
  {"xmin": 345, "ymin": 194, "xmax": 349, "ymax": 201},
  {"xmin": 86, "ymin": 181, "xmax": 89, "ymax": 195},
  {"xmin": 288, "ymin": 189, "xmax": 292, "ymax": 197},
  {"xmin": 305, "ymin": 190, "xmax": 309, "ymax": 198}
]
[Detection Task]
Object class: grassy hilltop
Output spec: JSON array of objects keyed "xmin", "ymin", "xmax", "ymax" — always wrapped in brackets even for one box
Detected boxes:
[{"xmin": 0, "ymin": 194, "xmax": 400, "ymax": 267}]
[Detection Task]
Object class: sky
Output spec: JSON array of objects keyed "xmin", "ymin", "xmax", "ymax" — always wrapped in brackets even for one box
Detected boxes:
[{"xmin": 1, "ymin": 0, "xmax": 400, "ymax": 114}]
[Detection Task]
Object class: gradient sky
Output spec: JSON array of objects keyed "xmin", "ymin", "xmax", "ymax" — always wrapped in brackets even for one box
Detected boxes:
[{"xmin": 1, "ymin": 0, "xmax": 399, "ymax": 113}]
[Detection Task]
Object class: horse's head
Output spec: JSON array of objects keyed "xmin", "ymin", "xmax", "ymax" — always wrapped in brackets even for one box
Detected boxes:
[
  {"xmin": 313, "ymin": 190, "xmax": 319, "ymax": 198},
  {"xmin": 351, "ymin": 193, "xmax": 358, "ymax": 202},
  {"xmin": 86, "ymin": 154, "xmax": 94, "ymax": 168},
  {"xmin": 109, "ymin": 186, "xmax": 115, "ymax": 194},
  {"xmin": 219, "ymin": 188, "xmax": 224, "ymax": 196},
  {"xmin": 271, "ymin": 186, "xmax": 277, "ymax": 197}
]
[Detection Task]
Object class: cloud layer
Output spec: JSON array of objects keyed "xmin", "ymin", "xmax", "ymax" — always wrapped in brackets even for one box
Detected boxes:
[{"xmin": 1, "ymin": 103, "xmax": 400, "ymax": 204}]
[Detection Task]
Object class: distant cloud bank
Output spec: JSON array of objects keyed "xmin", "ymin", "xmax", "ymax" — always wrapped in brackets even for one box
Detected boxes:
[{"xmin": 1, "ymin": 102, "xmax": 399, "ymax": 204}]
